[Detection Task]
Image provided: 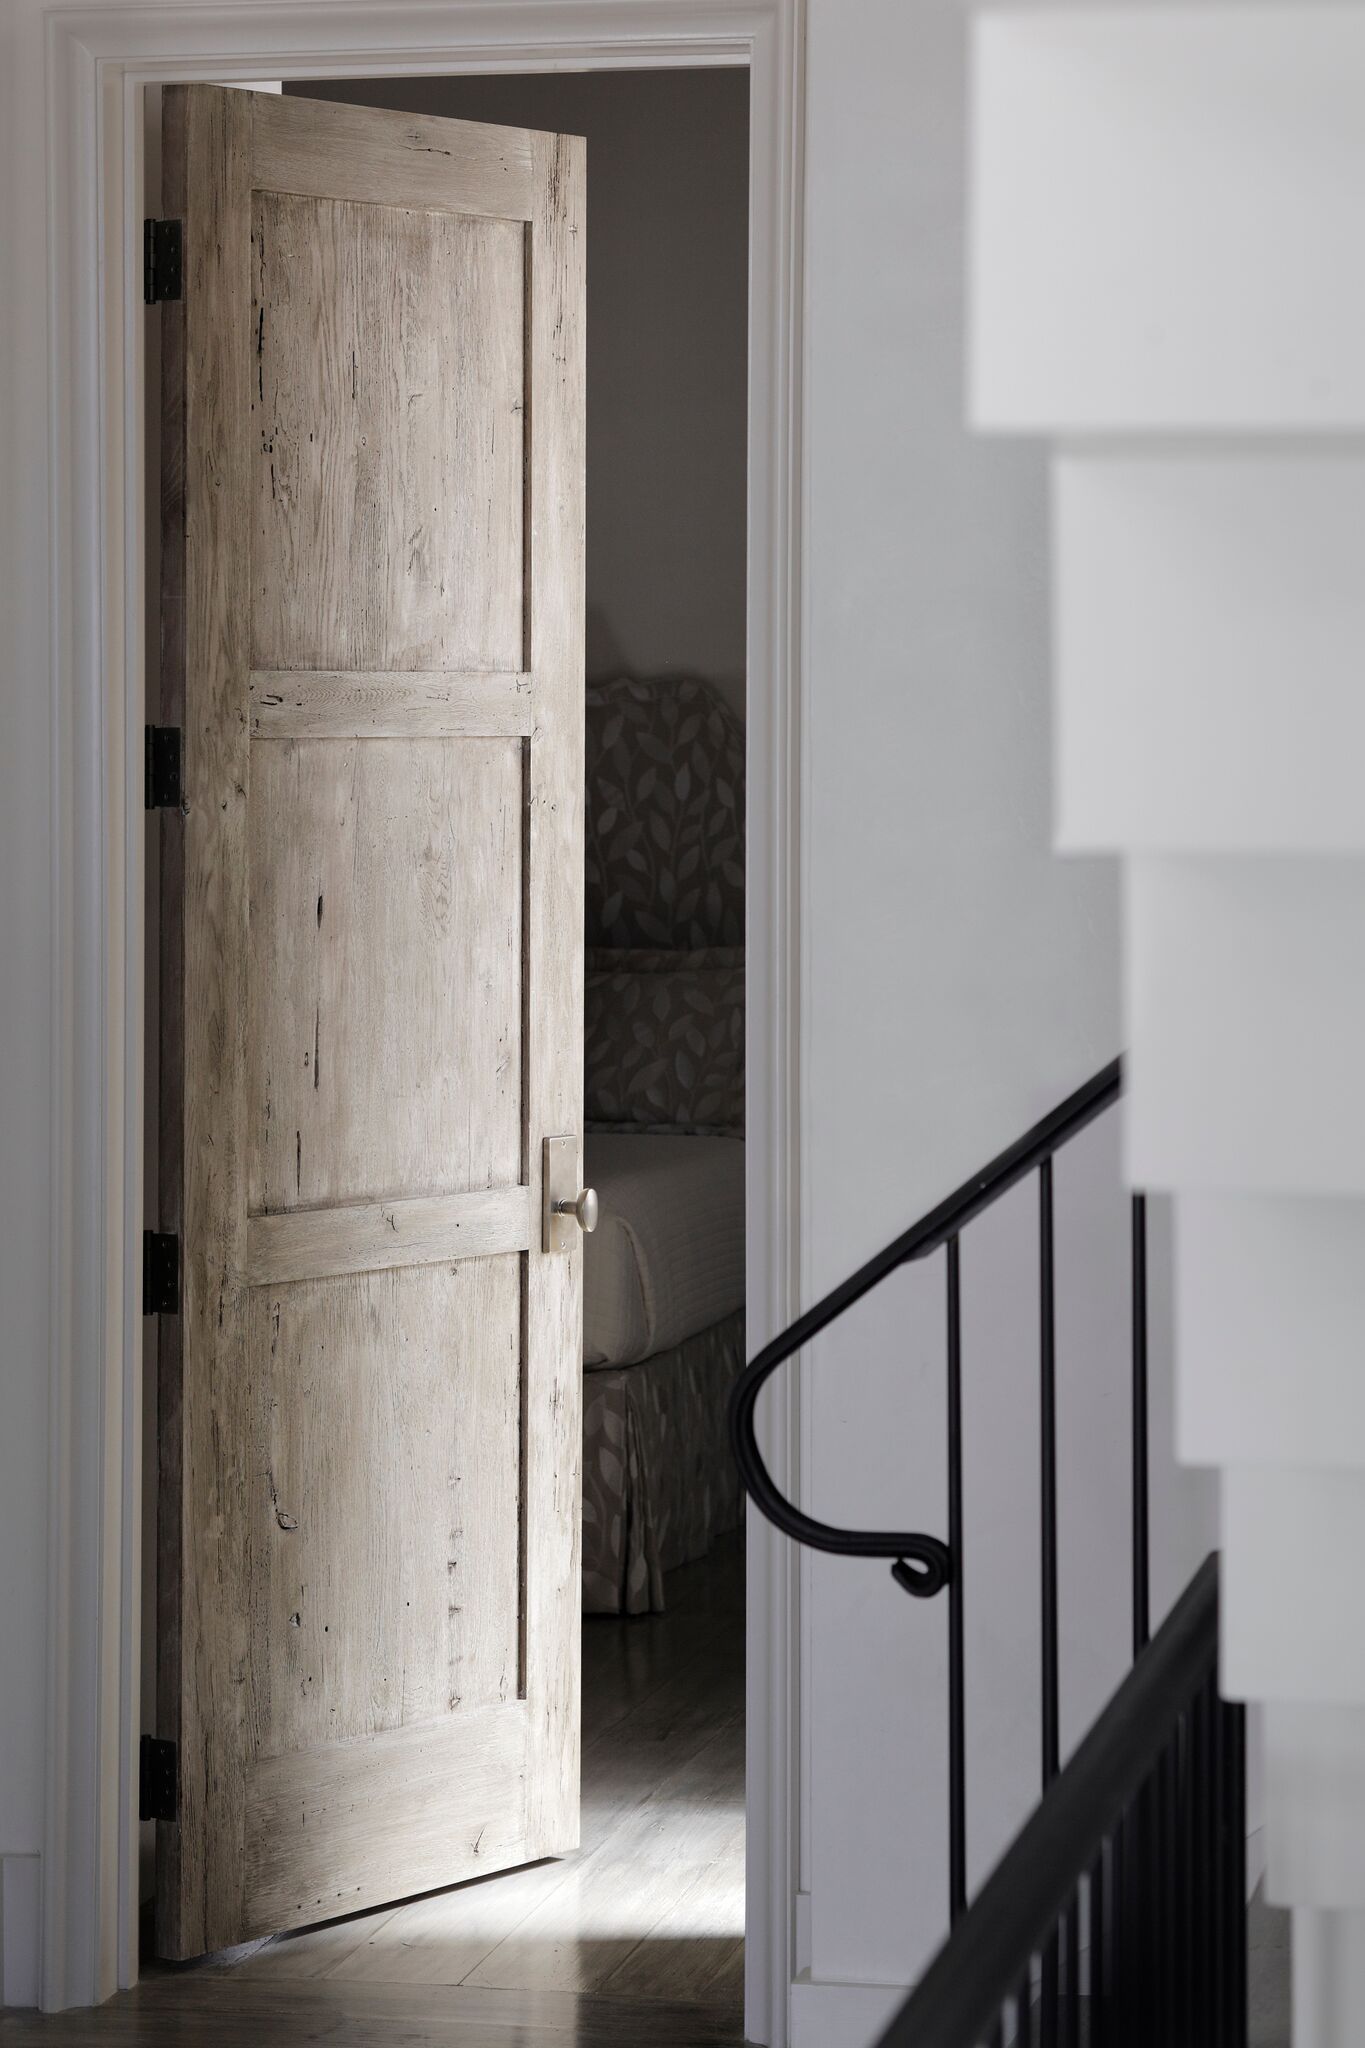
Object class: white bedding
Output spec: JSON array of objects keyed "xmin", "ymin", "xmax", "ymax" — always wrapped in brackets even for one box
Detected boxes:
[{"xmin": 582, "ymin": 1133, "xmax": 745, "ymax": 1367}]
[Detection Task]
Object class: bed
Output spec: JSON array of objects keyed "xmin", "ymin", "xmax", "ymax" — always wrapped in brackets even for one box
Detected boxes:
[
  {"xmin": 581, "ymin": 1135, "xmax": 745, "ymax": 1614},
  {"xmin": 580, "ymin": 676, "xmax": 747, "ymax": 1614}
]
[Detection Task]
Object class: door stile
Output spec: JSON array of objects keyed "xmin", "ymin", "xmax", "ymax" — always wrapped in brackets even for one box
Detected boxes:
[
  {"xmin": 160, "ymin": 82, "xmax": 256, "ymax": 1960},
  {"xmin": 522, "ymin": 127, "xmax": 586, "ymax": 1856}
]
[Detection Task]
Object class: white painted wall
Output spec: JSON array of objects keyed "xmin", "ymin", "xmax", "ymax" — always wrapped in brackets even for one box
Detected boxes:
[{"xmin": 795, "ymin": 0, "xmax": 1213, "ymax": 2021}]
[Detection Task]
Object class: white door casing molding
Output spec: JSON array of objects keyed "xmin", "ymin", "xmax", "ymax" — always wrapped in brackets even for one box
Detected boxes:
[{"xmin": 40, "ymin": 1, "xmax": 806, "ymax": 2035}]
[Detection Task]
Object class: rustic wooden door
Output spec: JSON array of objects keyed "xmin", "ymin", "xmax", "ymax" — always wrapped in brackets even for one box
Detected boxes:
[{"xmin": 154, "ymin": 84, "xmax": 585, "ymax": 1959}]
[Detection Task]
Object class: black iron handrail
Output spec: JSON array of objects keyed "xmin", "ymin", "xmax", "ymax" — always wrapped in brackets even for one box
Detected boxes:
[
  {"xmin": 727, "ymin": 1056, "xmax": 1248, "ymax": 2040},
  {"xmin": 877, "ymin": 1554, "xmax": 1247, "ymax": 2048},
  {"xmin": 728, "ymin": 1056, "xmax": 1122, "ymax": 1599},
  {"xmin": 729, "ymin": 1053, "xmax": 1138, "ymax": 1928}
]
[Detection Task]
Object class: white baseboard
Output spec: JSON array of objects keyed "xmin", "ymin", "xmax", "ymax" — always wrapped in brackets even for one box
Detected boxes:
[
  {"xmin": 1, "ymin": 1855, "xmax": 41, "ymax": 2008},
  {"xmin": 789, "ymin": 1972, "xmax": 909, "ymax": 2048}
]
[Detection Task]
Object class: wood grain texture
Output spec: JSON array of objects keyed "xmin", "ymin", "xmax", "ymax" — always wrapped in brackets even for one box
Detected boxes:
[
  {"xmin": 597, "ymin": 1827, "xmax": 745, "ymax": 2008},
  {"xmin": 244, "ymin": 1187, "xmax": 530, "ymax": 1286},
  {"xmin": 246, "ymin": 736, "xmax": 522, "ymax": 1215},
  {"xmin": 253, "ymin": 89, "xmax": 536, "ymax": 221},
  {"xmin": 154, "ymin": 80, "xmax": 189, "ymax": 1945},
  {"xmin": 245, "ymin": 1704, "xmax": 530, "ymax": 1935},
  {"xmin": 464, "ymin": 1717, "xmax": 742, "ymax": 1995},
  {"xmin": 252, "ymin": 191, "xmax": 525, "ymax": 674},
  {"xmin": 157, "ymin": 86, "xmax": 586, "ymax": 1961},
  {"xmin": 0, "ymin": 1980, "xmax": 745, "ymax": 2046},
  {"xmin": 160, "ymin": 80, "xmax": 256, "ymax": 1961},
  {"xmin": 521, "ymin": 124, "xmax": 587, "ymax": 1865},
  {"xmin": 249, "ymin": 670, "xmax": 533, "ymax": 739},
  {"xmin": 310, "ymin": 1552, "xmax": 746, "ymax": 1992},
  {"xmin": 245, "ymin": 1261, "xmax": 522, "ymax": 1761},
  {"xmin": 233, "ymin": 1545, "xmax": 741, "ymax": 2024},
  {"xmin": 22, "ymin": 1552, "xmax": 743, "ymax": 2041}
]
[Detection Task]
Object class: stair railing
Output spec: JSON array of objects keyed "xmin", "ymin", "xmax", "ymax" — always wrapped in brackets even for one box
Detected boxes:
[
  {"xmin": 730, "ymin": 1056, "xmax": 1249, "ymax": 2043},
  {"xmin": 729, "ymin": 1056, "xmax": 1136, "ymax": 1924},
  {"xmin": 881, "ymin": 1553, "xmax": 1247, "ymax": 2048}
]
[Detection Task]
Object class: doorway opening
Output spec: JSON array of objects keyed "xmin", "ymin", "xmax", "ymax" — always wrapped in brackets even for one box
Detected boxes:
[{"xmin": 138, "ymin": 64, "xmax": 750, "ymax": 2040}]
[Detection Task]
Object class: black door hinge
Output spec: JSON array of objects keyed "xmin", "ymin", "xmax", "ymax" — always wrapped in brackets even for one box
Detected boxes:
[
  {"xmin": 145, "ymin": 725, "xmax": 182, "ymax": 810},
  {"xmin": 143, "ymin": 219, "xmax": 183, "ymax": 304},
  {"xmin": 143, "ymin": 1231, "xmax": 180, "ymax": 1316},
  {"xmin": 139, "ymin": 1735, "xmax": 178, "ymax": 1823}
]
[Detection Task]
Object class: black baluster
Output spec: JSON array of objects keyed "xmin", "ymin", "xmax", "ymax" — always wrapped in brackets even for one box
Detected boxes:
[
  {"xmin": 1131, "ymin": 1194, "xmax": 1150, "ymax": 1659},
  {"xmin": 1160, "ymin": 1741, "xmax": 1177, "ymax": 2042},
  {"xmin": 1041, "ymin": 1926, "xmax": 1060, "ymax": 2048},
  {"xmin": 1017, "ymin": 1964, "xmax": 1035, "ymax": 2048},
  {"xmin": 1135, "ymin": 1780, "xmax": 1155, "ymax": 2048},
  {"xmin": 947, "ymin": 1234, "xmax": 967, "ymax": 1925},
  {"xmin": 1152, "ymin": 1771, "xmax": 1166, "ymax": 2041},
  {"xmin": 1064, "ymin": 1890, "xmax": 1080, "ymax": 2046},
  {"xmin": 1119, "ymin": 1822, "xmax": 1130, "ymax": 2048},
  {"xmin": 1178, "ymin": 1707, "xmax": 1194, "ymax": 2048},
  {"xmin": 1193, "ymin": 1681, "xmax": 1212, "ymax": 2048},
  {"xmin": 1227, "ymin": 1701, "xmax": 1248, "ymax": 2048},
  {"xmin": 1039, "ymin": 1160, "xmax": 1060, "ymax": 2048},
  {"xmin": 1041, "ymin": 1161, "xmax": 1060, "ymax": 1785},
  {"xmin": 1090, "ymin": 1845, "xmax": 1107, "ymax": 2048},
  {"xmin": 1212, "ymin": 1688, "xmax": 1228, "ymax": 2048}
]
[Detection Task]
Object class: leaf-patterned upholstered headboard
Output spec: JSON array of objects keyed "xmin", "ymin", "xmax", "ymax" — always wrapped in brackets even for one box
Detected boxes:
[{"xmin": 585, "ymin": 677, "xmax": 745, "ymax": 950}]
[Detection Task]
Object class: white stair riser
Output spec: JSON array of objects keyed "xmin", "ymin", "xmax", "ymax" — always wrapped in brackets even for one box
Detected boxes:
[
  {"xmin": 971, "ymin": 10, "xmax": 1365, "ymax": 430},
  {"xmin": 1175, "ymin": 1195, "xmax": 1365, "ymax": 1468},
  {"xmin": 1266, "ymin": 1704, "xmax": 1365, "ymax": 1908},
  {"xmin": 1055, "ymin": 455, "xmax": 1365, "ymax": 854},
  {"xmin": 973, "ymin": 12, "xmax": 1365, "ymax": 2040},
  {"xmin": 1223, "ymin": 1468, "xmax": 1365, "ymax": 1703},
  {"xmin": 1294, "ymin": 1910, "xmax": 1365, "ymax": 2045},
  {"xmin": 1126, "ymin": 858, "xmax": 1365, "ymax": 1196}
]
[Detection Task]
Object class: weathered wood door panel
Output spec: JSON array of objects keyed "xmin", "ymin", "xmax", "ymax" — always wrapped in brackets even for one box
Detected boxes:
[{"xmin": 155, "ymin": 85, "xmax": 584, "ymax": 1959}]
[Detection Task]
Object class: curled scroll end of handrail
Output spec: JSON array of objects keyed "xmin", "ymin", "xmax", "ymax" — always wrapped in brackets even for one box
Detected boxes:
[
  {"xmin": 892, "ymin": 1543, "xmax": 951, "ymax": 1600},
  {"xmin": 728, "ymin": 1347, "xmax": 951, "ymax": 1598}
]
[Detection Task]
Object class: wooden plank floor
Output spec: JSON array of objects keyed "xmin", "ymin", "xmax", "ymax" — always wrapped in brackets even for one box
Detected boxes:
[{"xmin": 5, "ymin": 1539, "xmax": 746, "ymax": 2047}]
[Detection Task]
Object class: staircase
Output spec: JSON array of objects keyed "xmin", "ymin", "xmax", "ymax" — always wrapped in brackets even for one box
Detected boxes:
[
  {"xmin": 730, "ymin": 1065, "xmax": 1249, "ymax": 2047},
  {"xmin": 966, "ymin": 9, "xmax": 1365, "ymax": 2040}
]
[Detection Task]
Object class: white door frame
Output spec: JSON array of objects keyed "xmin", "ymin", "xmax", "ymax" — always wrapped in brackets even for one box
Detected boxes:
[{"xmin": 43, "ymin": 2, "xmax": 805, "ymax": 2038}]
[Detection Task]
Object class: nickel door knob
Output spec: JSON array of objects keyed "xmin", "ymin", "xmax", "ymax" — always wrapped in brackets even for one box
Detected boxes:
[
  {"xmin": 554, "ymin": 1187, "xmax": 598, "ymax": 1234},
  {"xmin": 542, "ymin": 1138, "xmax": 596, "ymax": 1253}
]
